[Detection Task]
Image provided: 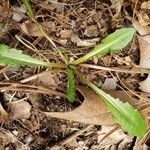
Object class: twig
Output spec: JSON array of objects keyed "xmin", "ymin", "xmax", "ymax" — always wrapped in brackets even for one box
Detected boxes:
[
  {"xmin": 0, "ymin": 83, "xmax": 65, "ymax": 97},
  {"xmin": 80, "ymin": 64, "xmax": 150, "ymax": 74}
]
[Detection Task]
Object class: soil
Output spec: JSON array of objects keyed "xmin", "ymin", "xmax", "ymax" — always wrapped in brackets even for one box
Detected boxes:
[{"xmin": 0, "ymin": 0, "xmax": 148, "ymax": 150}]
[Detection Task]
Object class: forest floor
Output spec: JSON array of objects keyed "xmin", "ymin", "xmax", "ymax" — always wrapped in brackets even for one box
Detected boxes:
[{"xmin": 0, "ymin": 0, "xmax": 150, "ymax": 150}]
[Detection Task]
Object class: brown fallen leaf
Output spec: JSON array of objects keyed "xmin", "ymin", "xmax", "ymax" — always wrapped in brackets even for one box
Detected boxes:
[
  {"xmin": 9, "ymin": 100, "xmax": 31, "ymax": 119},
  {"xmin": 45, "ymin": 86, "xmax": 142, "ymax": 126},
  {"xmin": 133, "ymin": 20, "xmax": 150, "ymax": 43},
  {"xmin": 11, "ymin": 6, "xmax": 26, "ymax": 22},
  {"xmin": 84, "ymin": 25, "xmax": 99, "ymax": 37},
  {"xmin": 45, "ymin": 86, "xmax": 115, "ymax": 125},
  {"xmin": 20, "ymin": 21, "xmax": 56, "ymax": 37},
  {"xmin": 133, "ymin": 20, "xmax": 150, "ymax": 93},
  {"xmin": 20, "ymin": 22, "xmax": 43, "ymax": 37},
  {"xmin": 141, "ymin": 1, "xmax": 150, "ymax": 9},
  {"xmin": 138, "ymin": 12, "xmax": 150, "ymax": 26},
  {"xmin": 101, "ymin": 78, "xmax": 117, "ymax": 90},
  {"xmin": 132, "ymin": 21, "xmax": 150, "ymax": 137},
  {"xmin": 60, "ymin": 29, "xmax": 72, "ymax": 39},
  {"xmin": 0, "ymin": 102, "xmax": 8, "ymax": 124},
  {"xmin": 71, "ymin": 33, "xmax": 100, "ymax": 47}
]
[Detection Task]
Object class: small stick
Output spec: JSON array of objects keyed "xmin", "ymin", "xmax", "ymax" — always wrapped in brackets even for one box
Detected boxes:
[
  {"xmin": 80, "ymin": 64, "xmax": 150, "ymax": 74},
  {"xmin": 0, "ymin": 83, "xmax": 65, "ymax": 97}
]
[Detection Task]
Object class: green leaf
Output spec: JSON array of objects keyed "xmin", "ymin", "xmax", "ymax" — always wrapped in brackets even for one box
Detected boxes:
[
  {"xmin": 74, "ymin": 69, "xmax": 147, "ymax": 137},
  {"xmin": 101, "ymin": 28, "xmax": 135, "ymax": 51},
  {"xmin": 0, "ymin": 44, "xmax": 64, "ymax": 68},
  {"xmin": 72, "ymin": 28, "xmax": 135, "ymax": 65},
  {"xmin": 67, "ymin": 67, "xmax": 75, "ymax": 102},
  {"xmin": 90, "ymin": 84, "xmax": 147, "ymax": 137}
]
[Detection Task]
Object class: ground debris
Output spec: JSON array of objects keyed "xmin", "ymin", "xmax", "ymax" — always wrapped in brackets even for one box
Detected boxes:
[{"xmin": 0, "ymin": 0, "xmax": 146, "ymax": 149}]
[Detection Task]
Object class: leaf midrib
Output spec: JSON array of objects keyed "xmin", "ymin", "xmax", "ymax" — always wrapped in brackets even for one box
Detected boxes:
[
  {"xmin": 90, "ymin": 83, "xmax": 141, "ymax": 129},
  {"xmin": 0, "ymin": 53, "xmax": 48, "ymax": 66},
  {"xmin": 72, "ymin": 30, "xmax": 132, "ymax": 65}
]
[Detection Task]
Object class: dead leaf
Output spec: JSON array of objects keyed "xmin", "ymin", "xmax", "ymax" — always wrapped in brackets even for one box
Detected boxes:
[
  {"xmin": 20, "ymin": 21, "xmax": 56, "ymax": 37},
  {"xmin": 9, "ymin": 100, "xmax": 31, "ymax": 119},
  {"xmin": 71, "ymin": 33, "xmax": 100, "ymax": 47},
  {"xmin": 138, "ymin": 12, "xmax": 150, "ymax": 26},
  {"xmin": 138, "ymin": 36, "xmax": 150, "ymax": 69},
  {"xmin": 133, "ymin": 20, "xmax": 150, "ymax": 93},
  {"xmin": 12, "ymin": 6, "xmax": 26, "ymax": 22},
  {"xmin": 35, "ymin": 71, "xmax": 58, "ymax": 89},
  {"xmin": 20, "ymin": 22, "xmax": 43, "ymax": 37},
  {"xmin": 29, "ymin": 93, "xmax": 44, "ymax": 110},
  {"xmin": 84, "ymin": 25, "xmax": 99, "ymax": 37},
  {"xmin": 58, "ymin": 39, "xmax": 68, "ymax": 46},
  {"xmin": 141, "ymin": 1, "xmax": 150, "ymax": 10},
  {"xmin": 0, "ymin": 102, "xmax": 8, "ymax": 123},
  {"xmin": 101, "ymin": 78, "xmax": 117, "ymax": 90},
  {"xmin": 133, "ymin": 20, "xmax": 150, "ymax": 43},
  {"xmin": 97, "ymin": 126, "xmax": 129, "ymax": 149},
  {"xmin": 45, "ymin": 86, "xmax": 115, "ymax": 125},
  {"xmin": 60, "ymin": 29, "xmax": 72, "ymax": 39}
]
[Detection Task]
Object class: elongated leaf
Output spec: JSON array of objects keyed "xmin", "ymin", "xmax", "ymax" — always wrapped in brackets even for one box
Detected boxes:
[
  {"xmin": 74, "ymin": 70, "xmax": 147, "ymax": 137},
  {"xmin": 67, "ymin": 67, "xmax": 75, "ymax": 102},
  {"xmin": 72, "ymin": 28, "xmax": 135, "ymax": 65},
  {"xmin": 91, "ymin": 84, "xmax": 147, "ymax": 137},
  {"xmin": 0, "ymin": 44, "xmax": 64, "ymax": 68}
]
